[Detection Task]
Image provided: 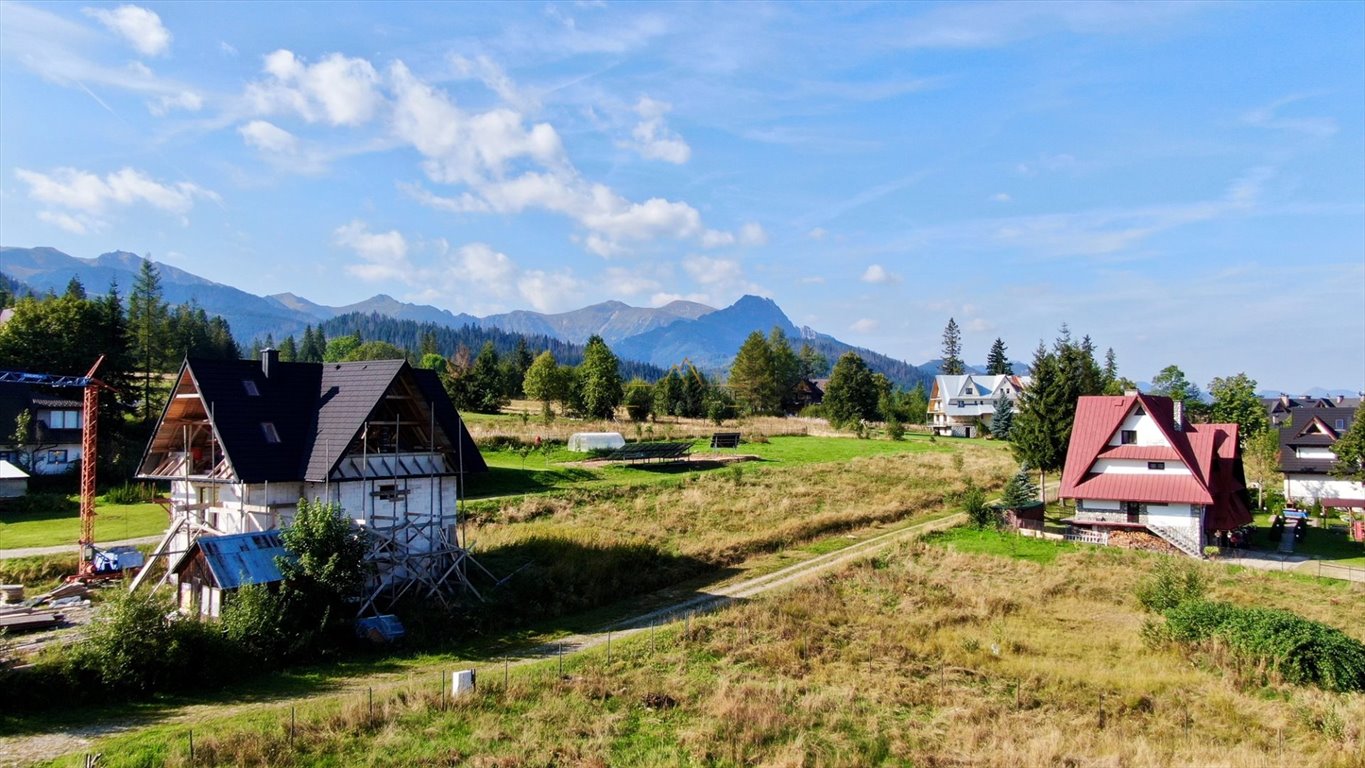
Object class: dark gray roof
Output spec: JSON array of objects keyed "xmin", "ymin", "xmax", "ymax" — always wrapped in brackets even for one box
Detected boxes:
[
  {"xmin": 155, "ymin": 356, "xmax": 485, "ymax": 483},
  {"xmin": 0, "ymin": 382, "xmax": 83, "ymax": 444},
  {"xmin": 1277, "ymin": 406, "xmax": 1357, "ymax": 474}
]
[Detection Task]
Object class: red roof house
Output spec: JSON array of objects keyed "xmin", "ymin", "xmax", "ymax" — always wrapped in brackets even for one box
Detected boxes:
[{"xmin": 1059, "ymin": 393, "xmax": 1250, "ymax": 558}]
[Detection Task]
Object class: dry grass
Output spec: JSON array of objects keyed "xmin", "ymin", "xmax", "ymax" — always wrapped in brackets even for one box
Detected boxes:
[
  {"xmin": 473, "ymin": 448, "xmax": 1013, "ymax": 568},
  {"xmin": 102, "ymin": 541, "xmax": 1365, "ymax": 768}
]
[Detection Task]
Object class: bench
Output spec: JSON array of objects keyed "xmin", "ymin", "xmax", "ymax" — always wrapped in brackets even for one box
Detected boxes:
[{"xmin": 710, "ymin": 432, "xmax": 741, "ymax": 449}]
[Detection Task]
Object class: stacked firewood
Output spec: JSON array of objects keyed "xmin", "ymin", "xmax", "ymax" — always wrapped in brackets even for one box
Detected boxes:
[{"xmin": 1107, "ymin": 529, "xmax": 1180, "ymax": 555}]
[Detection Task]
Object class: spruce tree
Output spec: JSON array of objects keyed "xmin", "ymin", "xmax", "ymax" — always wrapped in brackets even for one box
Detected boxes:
[
  {"xmin": 990, "ymin": 394, "xmax": 1014, "ymax": 440},
  {"xmin": 1000, "ymin": 466, "xmax": 1040, "ymax": 509},
  {"xmin": 127, "ymin": 258, "xmax": 168, "ymax": 421},
  {"xmin": 1102, "ymin": 347, "xmax": 1118, "ymax": 391},
  {"xmin": 729, "ymin": 330, "xmax": 779, "ymax": 415},
  {"xmin": 769, "ymin": 328, "xmax": 802, "ymax": 414},
  {"xmin": 279, "ymin": 335, "xmax": 298, "ymax": 362},
  {"xmin": 1010, "ymin": 341, "xmax": 1067, "ymax": 502},
  {"xmin": 985, "ymin": 337, "xmax": 1011, "ymax": 375},
  {"xmin": 940, "ymin": 318, "xmax": 964, "ymax": 375}
]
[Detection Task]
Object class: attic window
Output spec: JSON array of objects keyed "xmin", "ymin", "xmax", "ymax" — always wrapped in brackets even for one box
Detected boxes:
[
  {"xmin": 1120, "ymin": 430, "xmax": 1138, "ymax": 445},
  {"xmin": 1134, "ymin": 405, "xmax": 1145, "ymax": 416},
  {"xmin": 261, "ymin": 422, "xmax": 281, "ymax": 443},
  {"xmin": 1336, "ymin": 419, "xmax": 1346, "ymax": 430},
  {"xmin": 243, "ymin": 380, "xmax": 260, "ymax": 397},
  {"xmin": 1148, "ymin": 462, "xmax": 1166, "ymax": 471}
]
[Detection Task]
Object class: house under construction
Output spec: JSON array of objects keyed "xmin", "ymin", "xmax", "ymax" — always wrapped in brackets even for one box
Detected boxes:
[{"xmin": 133, "ymin": 350, "xmax": 488, "ymax": 617}]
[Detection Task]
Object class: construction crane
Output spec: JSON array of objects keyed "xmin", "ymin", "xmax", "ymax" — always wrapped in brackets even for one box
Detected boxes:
[{"xmin": 0, "ymin": 356, "xmax": 114, "ymax": 577}]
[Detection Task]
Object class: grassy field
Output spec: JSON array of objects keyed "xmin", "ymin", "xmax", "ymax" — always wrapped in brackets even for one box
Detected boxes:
[
  {"xmin": 55, "ymin": 530, "xmax": 1365, "ymax": 767},
  {"xmin": 0, "ymin": 497, "xmax": 166, "ymax": 550},
  {"xmin": 467, "ymin": 432, "xmax": 975, "ymax": 501}
]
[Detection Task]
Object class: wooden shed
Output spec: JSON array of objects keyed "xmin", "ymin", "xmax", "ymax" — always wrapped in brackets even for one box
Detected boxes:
[{"xmin": 169, "ymin": 531, "xmax": 289, "ymax": 618}]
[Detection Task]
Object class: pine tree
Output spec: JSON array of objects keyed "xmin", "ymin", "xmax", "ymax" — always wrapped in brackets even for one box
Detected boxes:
[
  {"xmin": 940, "ymin": 318, "xmax": 964, "ymax": 375},
  {"xmin": 985, "ymin": 337, "xmax": 1011, "ymax": 375},
  {"xmin": 127, "ymin": 257, "xmax": 169, "ymax": 421},
  {"xmin": 578, "ymin": 335, "xmax": 623, "ymax": 420},
  {"xmin": 1010, "ymin": 341, "xmax": 1067, "ymax": 502},
  {"xmin": 653, "ymin": 368, "xmax": 684, "ymax": 417},
  {"xmin": 64, "ymin": 276, "xmax": 86, "ymax": 300},
  {"xmin": 990, "ymin": 394, "xmax": 1014, "ymax": 440},
  {"xmin": 797, "ymin": 343, "xmax": 829, "ymax": 379},
  {"xmin": 1102, "ymin": 347, "xmax": 1118, "ymax": 390},
  {"xmin": 769, "ymin": 327, "xmax": 802, "ymax": 414},
  {"xmin": 279, "ymin": 335, "xmax": 298, "ymax": 362},
  {"xmin": 729, "ymin": 331, "xmax": 779, "ymax": 415},
  {"xmin": 1000, "ymin": 466, "xmax": 1040, "ymax": 509},
  {"xmin": 681, "ymin": 363, "xmax": 709, "ymax": 418},
  {"xmin": 465, "ymin": 341, "xmax": 507, "ymax": 413}
]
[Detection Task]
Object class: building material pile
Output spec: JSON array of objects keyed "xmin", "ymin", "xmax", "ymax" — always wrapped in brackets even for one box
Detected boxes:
[{"xmin": 1106, "ymin": 529, "xmax": 1181, "ymax": 555}]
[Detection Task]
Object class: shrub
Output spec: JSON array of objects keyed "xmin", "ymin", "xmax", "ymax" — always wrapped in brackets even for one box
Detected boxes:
[
  {"xmin": 1135, "ymin": 558, "xmax": 1207, "ymax": 614},
  {"xmin": 103, "ymin": 482, "xmax": 158, "ymax": 504},
  {"xmin": 961, "ymin": 482, "xmax": 999, "ymax": 530},
  {"xmin": 886, "ymin": 417, "xmax": 905, "ymax": 441},
  {"xmin": 1159, "ymin": 600, "xmax": 1365, "ymax": 692}
]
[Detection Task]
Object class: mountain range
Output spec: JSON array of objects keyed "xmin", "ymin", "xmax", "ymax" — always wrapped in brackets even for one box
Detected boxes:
[{"xmin": 0, "ymin": 246, "xmax": 938, "ymax": 387}]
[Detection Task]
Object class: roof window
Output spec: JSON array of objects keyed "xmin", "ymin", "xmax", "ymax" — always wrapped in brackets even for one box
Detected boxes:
[
  {"xmin": 243, "ymin": 380, "xmax": 260, "ymax": 397},
  {"xmin": 261, "ymin": 422, "xmax": 281, "ymax": 443}
]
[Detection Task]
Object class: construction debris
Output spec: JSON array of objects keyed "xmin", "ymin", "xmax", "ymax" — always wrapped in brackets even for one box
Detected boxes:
[
  {"xmin": 0, "ymin": 610, "xmax": 64, "ymax": 633},
  {"xmin": 0, "ymin": 584, "xmax": 23, "ymax": 604}
]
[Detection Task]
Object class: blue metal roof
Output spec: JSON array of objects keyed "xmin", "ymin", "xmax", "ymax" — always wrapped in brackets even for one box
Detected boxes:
[{"xmin": 194, "ymin": 531, "xmax": 290, "ymax": 590}]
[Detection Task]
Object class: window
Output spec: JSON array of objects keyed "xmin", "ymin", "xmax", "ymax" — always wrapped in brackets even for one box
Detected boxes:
[
  {"xmin": 39, "ymin": 410, "xmax": 81, "ymax": 429},
  {"xmin": 1336, "ymin": 419, "xmax": 1346, "ymax": 430},
  {"xmin": 1148, "ymin": 462, "xmax": 1166, "ymax": 471},
  {"xmin": 1134, "ymin": 405, "xmax": 1145, "ymax": 416},
  {"xmin": 1120, "ymin": 430, "xmax": 1138, "ymax": 445},
  {"xmin": 261, "ymin": 422, "xmax": 281, "ymax": 443},
  {"xmin": 243, "ymin": 380, "xmax": 260, "ymax": 397},
  {"xmin": 46, "ymin": 449, "xmax": 69, "ymax": 464}
]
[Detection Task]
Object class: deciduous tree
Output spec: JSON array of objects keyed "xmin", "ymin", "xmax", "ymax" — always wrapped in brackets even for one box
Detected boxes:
[
  {"xmin": 824, "ymin": 352, "xmax": 878, "ymax": 428},
  {"xmin": 729, "ymin": 330, "xmax": 780, "ymax": 415},
  {"xmin": 1332, "ymin": 405, "xmax": 1365, "ymax": 481},
  {"xmin": 1208, "ymin": 373, "xmax": 1270, "ymax": 443},
  {"xmin": 578, "ymin": 335, "xmax": 623, "ymax": 420}
]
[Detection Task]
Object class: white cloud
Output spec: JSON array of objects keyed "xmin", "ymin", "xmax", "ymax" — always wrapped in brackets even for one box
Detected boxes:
[
  {"xmin": 807, "ymin": 227, "xmax": 828, "ymax": 240},
  {"xmin": 449, "ymin": 53, "xmax": 537, "ymax": 111},
  {"xmin": 219, "ymin": 41, "xmax": 238, "ymax": 56},
  {"xmin": 850, "ymin": 318, "xmax": 879, "ymax": 333},
  {"xmin": 698, "ymin": 222, "xmax": 767, "ymax": 249},
  {"xmin": 1242, "ymin": 94, "xmax": 1338, "ymax": 138},
  {"xmin": 15, "ymin": 166, "xmax": 218, "ymax": 222},
  {"xmin": 861, "ymin": 264, "xmax": 900, "ymax": 284},
  {"xmin": 651, "ymin": 291, "xmax": 711, "ymax": 306},
  {"xmin": 83, "ymin": 5, "xmax": 171, "ymax": 57},
  {"xmin": 247, "ymin": 50, "xmax": 384, "ymax": 126},
  {"xmin": 454, "ymin": 242, "xmax": 517, "ymax": 287},
  {"xmin": 37, "ymin": 211, "xmax": 90, "ymax": 234},
  {"xmin": 238, "ymin": 120, "xmax": 299, "ymax": 153},
  {"xmin": 334, "ymin": 220, "xmax": 411, "ymax": 282},
  {"xmin": 624, "ymin": 96, "xmax": 691, "ymax": 164},
  {"xmin": 149, "ymin": 90, "xmax": 203, "ymax": 116},
  {"xmin": 800, "ymin": 275, "xmax": 826, "ymax": 284},
  {"xmin": 965, "ymin": 317, "xmax": 995, "ymax": 333},
  {"xmin": 603, "ymin": 267, "xmax": 661, "ymax": 296},
  {"xmin": 517, "ymin": 269, "xmax": 585, "ymax": 313},
  {"xmin": 990, "ymin": 192, "xmax": 1012, "ymax": 203},
  {"xmin": 681, "ymin": 255, "xmax": 768, "ymax": 302}
]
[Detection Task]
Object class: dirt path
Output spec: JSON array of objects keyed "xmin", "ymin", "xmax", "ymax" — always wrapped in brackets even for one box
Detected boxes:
[
  {"xmin": 0, "ymin": 512, "xmax": 964, "ymax": 766},
  {"xmin": 0, "ymin": 535, "xmax": 161, "ymax": 561}
]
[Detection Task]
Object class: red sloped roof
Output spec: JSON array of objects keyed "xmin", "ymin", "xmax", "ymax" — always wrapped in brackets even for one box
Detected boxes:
[
  {"xmin": 1060, "ymin": 394, "xmax": 1211, "ymax": 503},
  {"xmin": 1096, "ymin": 445, "xmax": 1181, "ymax": 461},
  {"xmin": 1067, "ymin": 471, "xmax": 1213, "ymax": 505}
]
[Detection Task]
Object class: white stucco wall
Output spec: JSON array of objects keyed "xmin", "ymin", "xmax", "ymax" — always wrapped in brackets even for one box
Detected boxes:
[
  {"xmin": 1143, "ymin": 503, "xmax": 1200, "ymax": 530},
  {"xmin": 1285, "ymin": 475, "xmax": 1365, "ymax": 504},
  {"xmin": 1108, "ymin": 411, "xmax": 1169, "ymax": 447},
  {"xmin": 1092, "ymin": 458, "xmax": 1191, "ymax": 475}
]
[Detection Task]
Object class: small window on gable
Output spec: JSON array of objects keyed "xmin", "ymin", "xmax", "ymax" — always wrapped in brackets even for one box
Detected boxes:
[
  {"xmin": 261, "ymin": 422, "xmax": 281, "ymax": 443},
  {"xmin": 1121, "ymin": 430, "xmax": 1138, "ymax": 445},
  {"xmin": 1134, "ymin": 405, "xmax": 1145, "ymax": 416},
  {"xmin": 243, "ymin": 380, "xmax": 260, "ymax": 396},
  {"xmin": 1148, "ymin": 461, "xmax": 1165, "ymax": 471}
]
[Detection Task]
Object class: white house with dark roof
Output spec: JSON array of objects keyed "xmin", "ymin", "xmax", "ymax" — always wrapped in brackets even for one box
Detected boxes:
[
  {"xmin": 0, "ymin": 382, "xmax": 85, "ymax": 475},
  {"xmin": 1277, "ymin": 406, "xmax": 1364, "ymax": 507},
  {"xmin": 927, "ymin": 374, "xmax": 1028, "ymax": 437},
  {"xmin": 134, "ymin": 349, "xmax": 487, "ymax": 616}
]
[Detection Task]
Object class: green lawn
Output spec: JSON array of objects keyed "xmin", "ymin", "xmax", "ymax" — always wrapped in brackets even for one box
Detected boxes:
[
  {"xmin": 468, "ymin": 433, "xmax": 969, "ymax": 501},
  {"xmin": 924, "ymin": 525, "xmax": 1080, "ymax": 564},
  {"xmin": 1251, "ymin": 511, "xmax": 1365, "ymax": 566},
  {"xmin": 0, "ymin": 497, "xmax": 167, "ymax": 550}
]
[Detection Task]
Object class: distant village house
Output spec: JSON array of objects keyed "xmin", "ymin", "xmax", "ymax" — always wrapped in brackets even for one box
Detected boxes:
[{"xmin": 927, "ymin": 374, "xmax": 1028, "ymax": 438}]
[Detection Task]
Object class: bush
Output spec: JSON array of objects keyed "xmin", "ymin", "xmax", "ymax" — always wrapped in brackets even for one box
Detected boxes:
[
  {"xmin": 103, "ymin": 482, "xmax": 158, "ymax": 505},
  {"xmin": 886, "ymin": 417, "xmax": 905, "ymax": 441},
  {"xmin": 1135, "ymin": 558, "xmax": 1207, "ymax": 614},
  {"xmin": 961, "ymin": 482, "xmax": 999, "ymax": 529},
  {"xmin": 1159, "ymin": 600, "xmax": 1365, "ymax": 692},
  {"xmin": 0, "ymin": 491, "xmax": 77, "ymax": 516}
]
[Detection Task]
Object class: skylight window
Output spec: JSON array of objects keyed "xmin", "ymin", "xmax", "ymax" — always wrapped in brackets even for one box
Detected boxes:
[
  {"xmin": 243, "ymin": 380, "xmax": 260, "ymax": 396},
  {"xmin": 261, "ymin": 422, "xmax": 281, "ymax": 443}
]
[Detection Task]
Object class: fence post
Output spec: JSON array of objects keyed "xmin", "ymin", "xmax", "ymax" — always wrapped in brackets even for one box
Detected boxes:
[
  {"xmin": 290, "ymin": 705, "xmax": 296, "ymax": 747},
  {"xmin": 607, "ymin": 630, "xmax": 612, "ymax": 665},
  {"xmin": 504, "ymin": 657, "xmax": 509, "ymax": 690},
  {"xmin": 188, "ymin": 730, "xmax": 194, "ymax": 765},
  {"xmin": 559, "ymin": 641, "xmax": 564, "ymax": 676}
]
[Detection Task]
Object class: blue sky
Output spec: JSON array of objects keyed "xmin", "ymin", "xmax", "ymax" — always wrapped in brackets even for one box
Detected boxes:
[{"xmin": 1, "ymin": 1, "xmax": 1362, "ymax": 391}]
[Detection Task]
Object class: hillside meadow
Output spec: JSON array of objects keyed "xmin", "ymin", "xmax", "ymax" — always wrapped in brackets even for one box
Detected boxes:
[{"xmin": 54, "ymin": 532, "xmax": 1365, "ymax": 767}]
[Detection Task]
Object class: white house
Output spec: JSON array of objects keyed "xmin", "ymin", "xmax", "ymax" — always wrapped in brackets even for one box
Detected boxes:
[
  {"xmin": 133, "ymin": 350, "xmax": 487, "ymax": 616},
  {"xmin": 1059, "ymin": 393, "xmax": 1250, "ymax": 558},
  {"xmin": 1277, "ymin": 406, "xmax": 1364, "ymax": 506},
  {"xmin": 0, "ymin": 383, "xmax": 84, "ymax": 476},
  {"xmin": 927, "ymin": 374, "xmax": 1028, "ymax": 438}
]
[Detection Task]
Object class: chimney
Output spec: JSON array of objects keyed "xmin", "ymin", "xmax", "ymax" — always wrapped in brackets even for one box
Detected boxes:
[
  {"xmin": 1123, "ymin": 388, "xmax": 1139, "ymax": 397},
  {"xmin": 261, "ymin": 347, "xmax": 279, "ymax": 378},
  {"xmin": 1336, "ymin": 395, "xmax": 1344, "ymax": 405},
  {"xmin": 1172, "ymin": 400, "xmax": 1184, "ymax": 431}
]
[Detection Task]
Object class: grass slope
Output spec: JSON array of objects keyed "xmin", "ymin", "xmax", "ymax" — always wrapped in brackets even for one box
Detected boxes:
[
  {"xmin": 62, "ymin": 533, "xmax": 1365, "ymax": 767},
  {"xmin": 0, "ymin": 498, "xmax": 166, "ymax": 550}
]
